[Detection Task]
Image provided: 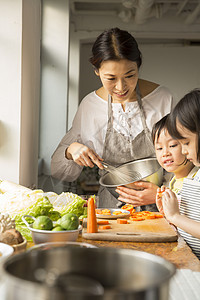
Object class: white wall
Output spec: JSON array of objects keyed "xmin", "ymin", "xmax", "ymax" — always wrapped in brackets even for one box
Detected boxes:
[
  {"xmin": 0, "ymin": 0, "xmax": 21, "ymax": 182},
  {"xmin": 0, "ymin": 0, "xmax": 40, "ymax": 187},
  {"xmin": 39, "ymin": 0, "xmax": 70, "ymax": 175},
  {"xmin": 139, "ymin": 44, "xmax": 200, "ymax": 105}
]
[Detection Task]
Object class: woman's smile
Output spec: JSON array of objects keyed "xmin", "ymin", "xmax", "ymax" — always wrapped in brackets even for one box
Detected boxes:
[{"xmin": 113, "ymin": 90, "xmax": 129, "ymax": 97}]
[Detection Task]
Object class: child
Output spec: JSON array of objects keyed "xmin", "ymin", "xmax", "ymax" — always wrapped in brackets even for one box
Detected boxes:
[
  {"xmin": 152, "ymin": 115, "xmax": 198, "ymax": 200},
  {"xmin": 156, "ymin": 89, "xmax": 200, "ymax": 259}
]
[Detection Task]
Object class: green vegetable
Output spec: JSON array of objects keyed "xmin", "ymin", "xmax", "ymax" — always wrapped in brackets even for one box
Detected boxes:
[
  {"xmin": 58, "ymin": 197, "xmax": 86, "ymax": 217},
  {"xmin": 52, "ymin": 226, "xmax": 64, "ymax": 231},
  {"xmin": 58, "ymin": 213, "xmax": 79, "ymax": 230},
  {"xmin": 33, "ymin": 216, "xmax": 53, "ymax": 230},
  {"xmin": 79, "ymin": 214, "xmax": 87, "ymax": 221},
  {"xmin": 48, "ymin": 210, "xmax": 61, "ymax": 221}
]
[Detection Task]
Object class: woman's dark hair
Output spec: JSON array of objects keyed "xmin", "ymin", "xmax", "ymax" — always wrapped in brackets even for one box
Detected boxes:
[
  {"xmin": 89, "ymin": 27, "xmax": 142, "ymax": 70},
  {"xmin": 167, "ymin": 89, "xmax": 200, "ymax": 162},
  {"xmin": 152, "ymin": 114, "xmax": 170, "ymax": 144}
]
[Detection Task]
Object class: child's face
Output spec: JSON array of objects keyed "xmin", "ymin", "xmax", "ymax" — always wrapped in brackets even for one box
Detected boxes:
[
  {"xmin": 155, "ymin": 129, "xmax": 187, "ymax": 173},
  {"xmin": 176, "ymin": 121, "xmax": 199, "ymax": 166}
]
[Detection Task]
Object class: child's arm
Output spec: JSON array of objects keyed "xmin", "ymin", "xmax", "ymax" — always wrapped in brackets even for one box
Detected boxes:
[{"xmin": 162, "ymin": 189, "xmax": 200, "ymax": 239}]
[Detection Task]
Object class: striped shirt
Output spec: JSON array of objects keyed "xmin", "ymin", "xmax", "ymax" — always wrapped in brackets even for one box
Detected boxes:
[
  {"xmin": 179, "ymin": 172, "xmax": 200, "ymax": 259},
  {"xmin": 170, "ymin": 166, "xmax": 199, "ymax": 195}
]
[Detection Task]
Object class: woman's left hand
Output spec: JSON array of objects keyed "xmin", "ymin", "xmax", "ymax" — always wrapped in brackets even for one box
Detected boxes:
[{"xmin": 116, "ymin": 181, "xmax": 158, "ymax": 206}]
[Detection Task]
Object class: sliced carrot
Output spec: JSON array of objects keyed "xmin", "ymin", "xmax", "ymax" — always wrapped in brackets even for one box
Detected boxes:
[
  {"xmin": 117, "ymin": 219, "xmax": 128, "ymax": 224},
  {"xmin": 101, "ymin": 209, "xmax": 111, "ymax": 215},
  {"xmin": 140, "ymin": 211, "xmax": 152, "ymax": 215},
  {"xmin": 144, "ymin": 215, "xmax": 156, "ymax": 219},
  {"xmin": 157, "ymin": 187, "xmax": 165, "ymax": 197},
  {"xmin": 87, "ymin": 197, "xmax": 98, "ymax": 233},
  {"xmin": 113, "ymin": 211, "xmax": 122, "ymax": 215},
  {"xmin": 129, "ymin": 210, "xmax": 164, "ymax": 221},
  {"xmin": 135, "ymin": 212, "xmax": 145, "ymax": 216},
  {"xmin": 121, "ymin": 204, "xmax": 135, "ymax": 213},
  {"xmin": 95, "ymin": 209, "xmax": 102, "ymax": 214},
  {"xmin": 99, "ymin": 225, "xmax": 111, "ymax": 230},
  {"xmin": 102, "ymin": 209, "xmax": 111, "ymax": 213},
  {"xmin": 130, "ymin": 216, "xmax": 145, "ymax": 221},
  {"xmin": 158, "ymin": 192, "xmax": 163, "ymax": 197},
  {"xmin": 130, "ymin": 212, "xmax": 138, "ymax": 216},
  {"xmin": 97, "ymin": 220, "xmax": 110, "ymax": 225},
  {"xmin": 155, "ymin": 214, "xmax": 164, "ymax": 218}
]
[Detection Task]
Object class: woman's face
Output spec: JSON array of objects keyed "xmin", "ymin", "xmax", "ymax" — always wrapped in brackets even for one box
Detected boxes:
[
  {"xmin": 96, "ymin": 59, "xmax": 138, "ymax": 103},
  {"xmin": 176, "ymin": 120, "xmax": 199, "ymax": 166}
]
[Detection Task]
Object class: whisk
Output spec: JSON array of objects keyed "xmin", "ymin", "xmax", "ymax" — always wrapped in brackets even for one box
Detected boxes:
[{"xmin": 102, "ymin": 162, "xmax": 142, "ymax": 183}]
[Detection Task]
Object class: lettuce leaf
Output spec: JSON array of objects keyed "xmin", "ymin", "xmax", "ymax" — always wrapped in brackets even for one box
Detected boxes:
[{"xmin": 58, "ymin": 197, "xmax": 87, "ymax": 217}]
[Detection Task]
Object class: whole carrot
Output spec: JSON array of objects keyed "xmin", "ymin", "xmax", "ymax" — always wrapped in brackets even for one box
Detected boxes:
[{"xmin": 87, "ymin": 196, "xmax": 98, "ymax": 233}]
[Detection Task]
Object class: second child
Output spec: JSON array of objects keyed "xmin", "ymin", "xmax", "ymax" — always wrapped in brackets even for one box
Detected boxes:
[{"xmin": 156, "ymin": 89, "xmax": 200, "ymax": 259}]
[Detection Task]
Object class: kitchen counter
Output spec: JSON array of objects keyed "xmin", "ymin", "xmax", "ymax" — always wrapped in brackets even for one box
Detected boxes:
[
  {"xmin": 26, "ymin": 231, "xmax": 200, "ymax": 272},
  {"xmin": 77, "ymin": 234, "xmax": 200, "ymax": 271}
]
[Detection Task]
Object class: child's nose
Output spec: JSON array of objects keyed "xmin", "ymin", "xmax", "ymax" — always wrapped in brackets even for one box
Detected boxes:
[
  {"xmin": 182, "ymin": 147, "xmax": 188, "ymax": 155},
  {"xmin": 162, "ymin": 148, "xmax": 170, "ymax": 156}
]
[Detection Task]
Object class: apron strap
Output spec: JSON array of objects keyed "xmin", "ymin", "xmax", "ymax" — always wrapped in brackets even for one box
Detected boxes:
[
  {"xmin": 107, "ymin": 94, "xmax": 113, "ymax": 130},
  {"xmin": 136, "ymin": 83, "xmax": 155, "ymax": 153}
]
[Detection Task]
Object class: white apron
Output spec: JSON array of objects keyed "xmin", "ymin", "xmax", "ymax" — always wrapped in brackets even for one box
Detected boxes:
[{"xmin": 98, "ymin": 84, "xmax": 157, "ymax": 211}]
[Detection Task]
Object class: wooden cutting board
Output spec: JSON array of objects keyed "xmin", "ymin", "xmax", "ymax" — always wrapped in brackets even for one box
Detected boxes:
[{"xmin": 82, "ymin": 216, "xmax": 178, "ymax": 242}]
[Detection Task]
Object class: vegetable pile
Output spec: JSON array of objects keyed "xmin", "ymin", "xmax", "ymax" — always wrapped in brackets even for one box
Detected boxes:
[{"xmin": 0, "ymin": 186, "xmax": 87, "ymax": 241}]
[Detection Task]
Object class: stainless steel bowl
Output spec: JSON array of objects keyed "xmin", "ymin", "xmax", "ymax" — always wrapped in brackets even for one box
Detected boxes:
[
  {"xmin": 100, "ymin": 157, "xmax": 163, "ymax": 188},
  {"xmin": 99, "ymin": 158, "xmax": 163, "ymax": 199},
  {"xmin": 2, "ymin": 246, "xmax": 176, "ymax": 300}
]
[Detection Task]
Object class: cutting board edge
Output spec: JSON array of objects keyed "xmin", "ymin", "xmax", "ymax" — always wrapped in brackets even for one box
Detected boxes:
[{"xmin": 82, "ymin": 231, "xmax": 178, "ymax": 243}]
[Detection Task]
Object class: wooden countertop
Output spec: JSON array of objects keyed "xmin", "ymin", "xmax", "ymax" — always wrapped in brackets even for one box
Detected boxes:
[{"xmin": 77, "ymin": 234, "xmax": 200, "ymax": 272}]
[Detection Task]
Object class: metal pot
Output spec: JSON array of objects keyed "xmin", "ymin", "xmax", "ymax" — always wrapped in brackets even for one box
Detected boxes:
[{"xmin": 2, "ymin": 246, "xmax": 175, "ymax": 300}]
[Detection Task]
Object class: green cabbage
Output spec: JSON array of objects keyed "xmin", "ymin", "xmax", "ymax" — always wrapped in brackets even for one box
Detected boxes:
[{"xmin": 58, "ymin": 197, "xmax": 87, "ymax": 217}]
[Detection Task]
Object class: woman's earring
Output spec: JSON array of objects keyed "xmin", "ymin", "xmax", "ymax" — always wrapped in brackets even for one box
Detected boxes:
[{"xmin": 94, "ymin": 69, "xmax": 99, "ymax": 76}]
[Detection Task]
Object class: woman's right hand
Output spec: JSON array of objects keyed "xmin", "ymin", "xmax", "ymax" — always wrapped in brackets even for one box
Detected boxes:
[{"xmin": 66, "ymin": 142, "xmax": 104, "ymax": 169}]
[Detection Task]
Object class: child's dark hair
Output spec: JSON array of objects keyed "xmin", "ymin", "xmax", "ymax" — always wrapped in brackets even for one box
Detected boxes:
[
  {"xmin": 167, "ymin": 89, "xmax": 200, "ymax": 162},
  {"xmin": 152, "ymin": 114, "xmax": 170, "ymax": 144},
  {"xmin": 89, "ymin": 28, "xmax": 142, "ymax": 70}
]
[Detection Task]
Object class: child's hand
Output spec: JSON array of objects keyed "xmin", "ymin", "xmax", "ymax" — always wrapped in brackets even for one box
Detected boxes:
[
  {"xmin": 161, "ymin": 188, "xmax": 180, "ymax": 223},
  {"xmin": 156, "ymin": 186, "xmax": 165, "ymax": 215}
]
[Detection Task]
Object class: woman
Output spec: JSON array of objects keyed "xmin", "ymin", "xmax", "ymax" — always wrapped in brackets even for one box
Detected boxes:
[{"xmin": 51, "ymin": 28, "xmax": 173, "ymax": 209}]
